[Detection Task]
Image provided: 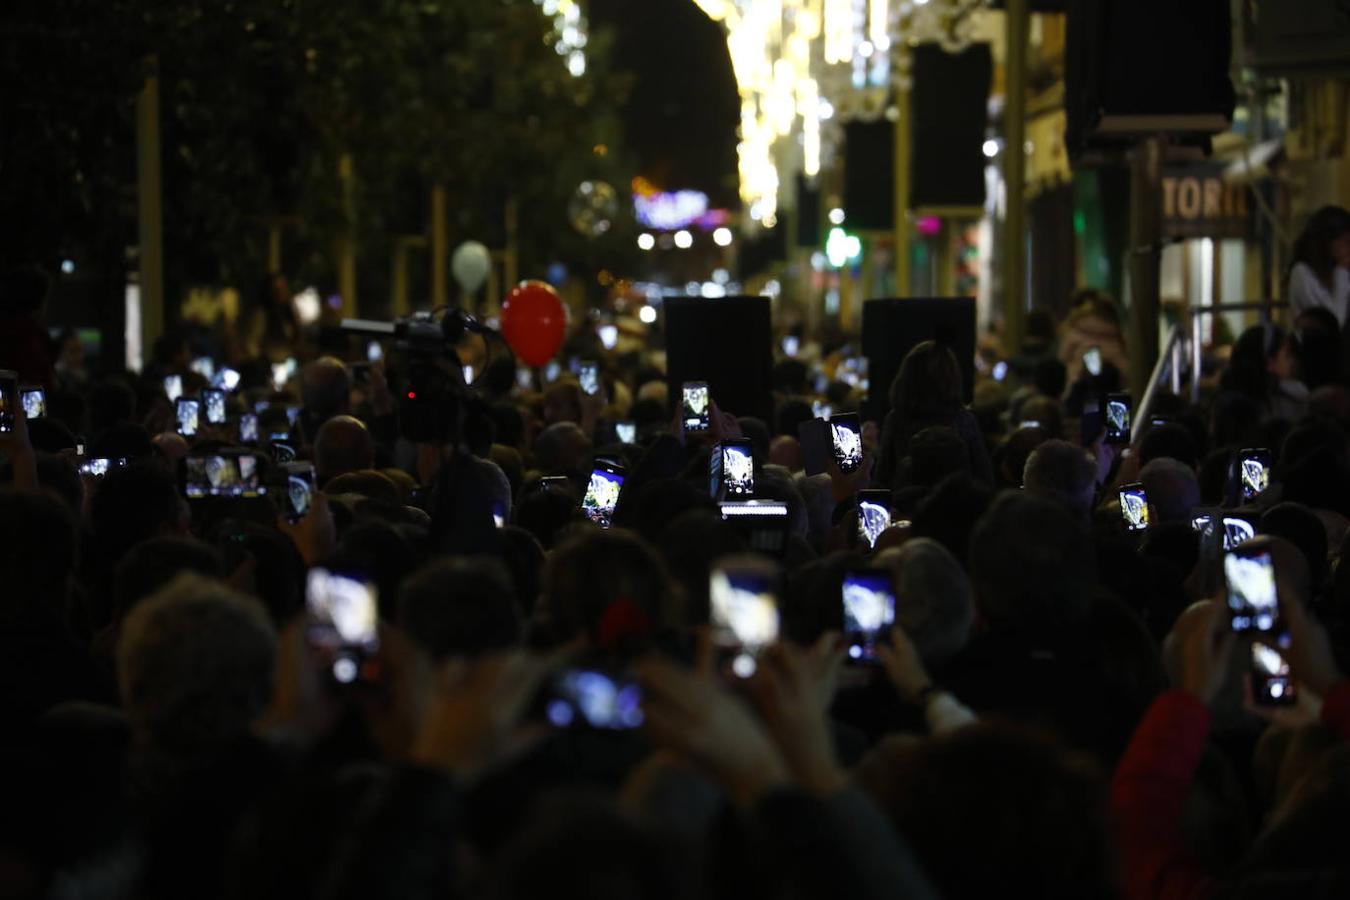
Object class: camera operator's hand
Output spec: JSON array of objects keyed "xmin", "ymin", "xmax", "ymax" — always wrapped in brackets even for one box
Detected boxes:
[
  {"xmin": 1166, "ymin": 600, "xmax": 1235, "ymax": 706},
  {"xmin": 276, "ymin": 490, "xmax": 336, "ymax": 567},
  {"xmin": 409, "ymin": 650, "xmax": 553, "ymax": 784},
  {"xmin": 1267, "ymin": 596, "xmax": 1343, "ymax": 697},
  {"xmin": 636, "ymin": 657, "xmax": 791, "ymax": 809},
  {"xmin": 710, "ymin": 401, "xmax": 743, "ymax": 443},
  {"xmin": 1241, "ymin": 670, "xmax": 1323, "ymax": 729},
  {"xmin": 258, "ymin": 617, "xmax": 343, "ymax": 747},
  {"xmin": 743, "ymin": 637, "xmax": 848, "ymax": 796},
  {"xmin": 876, "ymin": 623, "xmax": 933, "ymax": 706},
  {"xmin": 0, "ymin": 397, "xmax": 36, "ymax": 491},
  {"xmin": 826, "ymin": 449, "xmax": 874, "ymax": 503},
  {"xmin": 1089, "ymin": 429, "xmax": 1120, "ymax": 489}
]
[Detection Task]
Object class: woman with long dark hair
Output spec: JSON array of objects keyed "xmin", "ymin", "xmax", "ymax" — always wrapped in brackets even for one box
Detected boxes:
[
  {"xmin": 877, "ymin": 340, "xmax": 993, "ymax": 489},
  {"xmin": 1288, "ymin": 205, "xmax": 1350, "ymax": 325},
  {"xmin": 1219, "ymin": 323, "xmax": 1307, "ymax": 424}
]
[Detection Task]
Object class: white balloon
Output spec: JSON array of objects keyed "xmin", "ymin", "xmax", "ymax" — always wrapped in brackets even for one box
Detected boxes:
[{"xmin": 451, "ymin": 241, "xmax": 491, "ymax": 294}]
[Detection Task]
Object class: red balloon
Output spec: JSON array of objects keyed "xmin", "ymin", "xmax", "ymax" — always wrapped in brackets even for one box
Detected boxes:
[{"xmin": 500, "ymin": 280, "xmax": 567, "ymax": 368}]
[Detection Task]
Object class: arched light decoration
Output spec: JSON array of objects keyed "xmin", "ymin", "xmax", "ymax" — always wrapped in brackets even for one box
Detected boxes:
[
  {"xmin": 693, "ymin": 0, "xmax": 985, "ymax": 229},
  {"xmin": 535, "ymin": 0, "xmax": 588, "ymax": 77}
]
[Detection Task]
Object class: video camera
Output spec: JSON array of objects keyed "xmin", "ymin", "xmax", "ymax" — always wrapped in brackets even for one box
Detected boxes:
[{"xmin": 339, "ymin": 308, "xmax": 501, "ymax": 443}]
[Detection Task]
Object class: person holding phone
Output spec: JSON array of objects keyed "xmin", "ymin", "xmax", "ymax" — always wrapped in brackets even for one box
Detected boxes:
[
  {"xmin": 1112, "ymin": 535, "xmax": 1350, "ymax": 900},
  {"xmin": 1057, "ymin": 287, "xmax": 1129, "ymax": 384}
]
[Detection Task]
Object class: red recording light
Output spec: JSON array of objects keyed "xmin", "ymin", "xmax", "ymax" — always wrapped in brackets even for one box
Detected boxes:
[{"xmin": 407, "ymin": 391, "xmax": 416, "ymax": 399}]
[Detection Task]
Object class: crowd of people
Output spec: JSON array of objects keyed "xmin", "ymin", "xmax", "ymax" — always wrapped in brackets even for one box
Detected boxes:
[{"xmin": 2, "ymin": 206, "xmax": 1350, "ymax": 900}]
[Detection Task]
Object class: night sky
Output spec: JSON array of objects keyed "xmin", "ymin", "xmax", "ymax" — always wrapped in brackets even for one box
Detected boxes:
[{"xmin": 588, "ymin": 0, "xmax": 741, "ymax": 209}]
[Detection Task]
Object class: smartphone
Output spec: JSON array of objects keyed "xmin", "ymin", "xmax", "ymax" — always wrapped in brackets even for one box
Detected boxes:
[
  {"xmin": 239, "ymin": 413, "xmax": 259, "ymax": 444},
  {"xmin": 830, "ymin": 413, "xmax": 863, "ymax": 474},
  {"xmin": 812, "ymin": 400, "xmax": 833, "ymax": 421},
  {"xmin": 269, "ymin": 440, "xmax": 297, "ymax": 464},
  {"xmin": 1251, "ymin": 641, "xmax": 1297, "ymax": 707},
  {"xmin": 1225, "ymin": 548, "xmax": 1280, "ymax": 634},
  {"xmin": 615, "ymin": 421, "xmax": 637, "ymax": 444},
  {"xmin": 711, "ymin": 440, "xmax": 755, "ymax": 500},
  {"xmin": 581, "ymin": 459, "xmax": 625, "ymax": 529},
  {"xmin": 682, "ymin": 381, "xmax": 710, "ymax": 432},
  {"xmin": 1080, "ymin": 397, "xmax": 1102, "ymax": 446},
  {"xmin": 709, "ymin": 556, "xmax": 780, "ymax": 677},
  {"xmin": 20, "ymin": 387, "xmax": 45, "ymax": 420},
  {"xmin": 1191, "ymin": 511, "xmax": 1256, "ymax": 551},
  {"xmin": 184, "ymin": 452, "xmax": 265, "ymax": 499},
  {"xmin": 798, "ymin": 417, "xmax": 831, "ymax": 476},
  {"xmin": 282, "ymin": 462, "xmax": 316, "ymax": 523},
  {"xmin": 190, "ymin": 356, "xmax": 215, "ymax": 380},
  {"xmin": 164, "ymin": 374, "xmax": 183, "ymax": 402},
  {"xmin": 213, "ymin": 367, "xmax": 241, "ymax": 392},
  {"xmin": 1118, "ymin": 483, "xmax": 1151, "ymax": 532},
  {"xmin": 1083, "ymin": 346, "xmax": 1103, "ymax": 378},
  {"xmin": 719, "ymin": 500, "xmax": 790, "ymax": 557},
  {"xmin": 598, "ymin": 324, "xmax": 619, "ymax": 350},
  {"xmin": 992, "ymin": 360, "xmax": 1008, "ymax": 382},
  {"xmin": 366, "ymin": 340, "xmax": 383, "ymax": 363},
  {"xmin": 176, "ymin": 397, "xmax": 200, "ymax": 437},
  {"xmin": 842, "ymin": 567, "xmax": 897, "ymax": 664},
  {"xmin": 1105, "ymin": 392, "xmax": 1132, "ymax": 444},
  {"xmin": 544, "ymin": 361, "xmax": 561, "ymax": 384},
  {"xmin": 1235, "ymin": 448, "xmax": 1271, "ymax": 504},
  {"xmin": 579, "ymin": 360, "xmax": 600, "ymax": 396},
  {"xmin": 516, "ymin": 367, "xmax": 534, "ymax": 391},
  {"xmin": 542, "ymin": 668, "xmax": 644, "ymax": 730},
  {"xmin": 539, "ymin": 475, "xmax": 572, "ymax": 492},
  {"xmin": 203, "ymin": 389, "xmax": 227, "ymax": 425},
  {"xmin": 856, "ymin": 489, "xmax": 892, "ymax": 548},
  {"xmin": 0, "ymin": 370, "xmax": 16, "ymax": 433},
  {"xmin": 782, "ymin": 335, "xmax": 800, "ymax": 357},
  {"xmin": 284, "ymin": 405, "xmax": 302, "ymax": 427},
  {"xmin": 1018, "ymin": 420, "xmax": 1042, "ymax": 430},
  {"xmin": 305, "ymin": 568, "xmax": 379, "ymax": 685},
  {"xmin": 461, "ymin": 364, "xmax": 474, "ymax": 386},
  {"xmin": 78, "ymin": 457, "xmax": 127, "ymax": 478}
]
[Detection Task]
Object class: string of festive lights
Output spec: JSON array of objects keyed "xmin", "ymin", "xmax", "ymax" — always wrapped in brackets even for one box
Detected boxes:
[
  {"xmin": 534, "ymin": 0, "xmax": 588, "ymax": 77},
  {"xmin": 693, "ymin": 0, "xmax": 984, "ymax": 228}
]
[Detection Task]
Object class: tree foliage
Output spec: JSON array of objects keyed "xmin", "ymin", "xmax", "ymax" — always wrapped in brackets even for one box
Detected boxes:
[{"xmin": 0, "ymin": 0, "xmax": 636, "ymax": 312}]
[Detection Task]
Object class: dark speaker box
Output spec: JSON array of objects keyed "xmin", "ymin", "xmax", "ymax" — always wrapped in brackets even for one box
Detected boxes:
[
  {"xmin": 843, "ymin": 121, "xmax": 896, "ymax": 231},
  {"xmin": 1065, "ymin": 0, "xmax": 1234, "ymax": 157},
  {"xmin": 862, "ymin": 297, "xmax": 977, "ymax": 422},
  {"xmin": 665, "ymin": 296, "xmax": 774, "ymax": 424},
  {"xmin": 910, "ymin": 44, "xmax": 991, "ymax": 209}
]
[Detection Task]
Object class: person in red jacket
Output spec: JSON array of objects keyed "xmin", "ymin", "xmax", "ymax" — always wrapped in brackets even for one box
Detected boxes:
[{"xmin": 1112, "ymin": 535, "xmax": 1350, "ymax": 900}]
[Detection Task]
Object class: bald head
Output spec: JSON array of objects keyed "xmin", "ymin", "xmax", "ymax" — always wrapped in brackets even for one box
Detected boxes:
[
  {"xmin": 153, "ymin": 432, "xmax": 189, "ymax": 467},
  {"xmin": 314, "ymin": 415, "xmax": 374, "ymax": 483},
  {"xmin": 301, "ymin": 357, "xmax": 351, "ymax": 422},
  {"xmin": 1023, "ymin": 439, "xmax": 1097, "ymax": 522}
]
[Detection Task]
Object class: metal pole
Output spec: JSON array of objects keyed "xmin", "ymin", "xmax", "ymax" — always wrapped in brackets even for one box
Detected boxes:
[
  {"xmin": 504, "ymin": 197, "xmax": 520, "ymax": 293},
  {"xmin": 136, "ymin": 56, "xmax": 164, "ymax": 358},
  {"xmin": 391, "ymin": 239, "xmax": 409, "ymax": 318},
  {"xmin": 1001, "ymin": 0, "xmax": 1029, "ymax": 355},
  {"xmin": 337, "ymin": 152, "xmax": 357, "ymax": 316},
  {"xmin": 893, "ymin": 83, "xmax": 912, "ymax": 295},
  {"xmin": 1127, "ymin": 136, "xmax": 1163, "ymax": 401},
  {"xmin": 430, "ymin": 182, "xmax": 447, "ymax": 309}
]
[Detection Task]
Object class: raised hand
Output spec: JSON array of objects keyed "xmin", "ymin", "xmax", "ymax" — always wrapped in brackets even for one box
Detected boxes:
[
  {"xmin": 742, "ymin": 636, "xmax": 848, "ymax": 796},
  {"xmin": 636, "ymin": 657, "xmax": 790, "ymax": 809}
]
